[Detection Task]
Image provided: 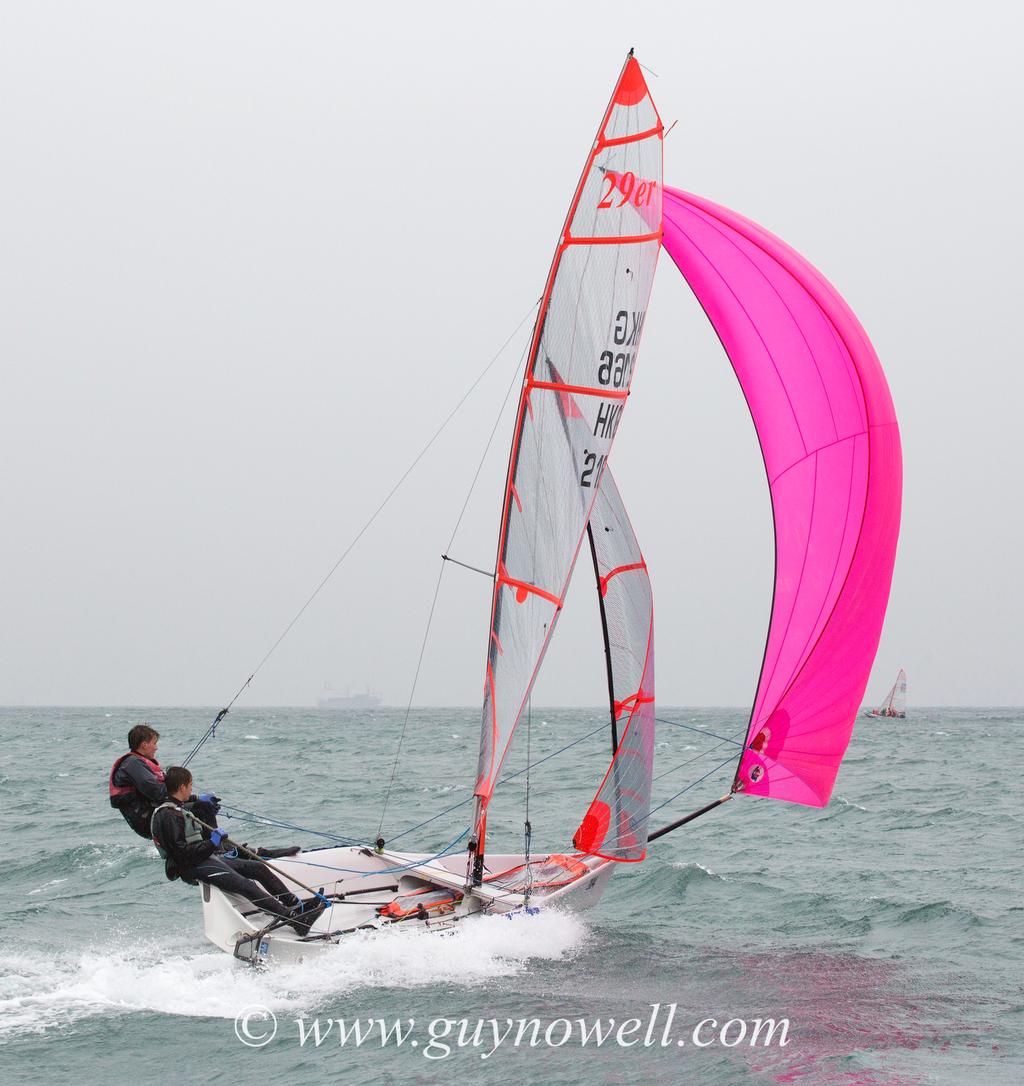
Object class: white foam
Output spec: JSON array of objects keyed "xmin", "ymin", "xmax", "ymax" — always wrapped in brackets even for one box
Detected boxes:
[
  {"xmin": 26, "ymin": 878, "xmax": 68, "ymax": 896},
  {"xmin": 671, "ymin": 860, "xmax": 725, "ymax": 881},
  {"xmin": 0, "ymin": 909, "xmax": 587, "ymax": 1037}
]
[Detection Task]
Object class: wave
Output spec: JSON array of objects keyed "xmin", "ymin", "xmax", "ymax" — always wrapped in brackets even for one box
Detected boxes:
[
  {"xmin": 619, "ymin": 860, "xmax": 729, "ymax": 907},
  {"xmin": 888, "ymin": 899, "xmax": 985, "ymax": 930},
  {"xmin": 5, "ymin": 841, "xmax": 156, "ymax": 886},
  {"xmin": 0, "ymin": 909, "xmax": 589, "ymax": 1039}
]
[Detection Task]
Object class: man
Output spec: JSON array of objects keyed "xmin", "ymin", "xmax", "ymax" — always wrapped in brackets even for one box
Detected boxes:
[
  {"xmin": 151, "ymin": 766, "xmax": 324, "ymax": 934},
  {"xmin": 108, "ymin": 724, "xmax": 219, "ymax": 838}
]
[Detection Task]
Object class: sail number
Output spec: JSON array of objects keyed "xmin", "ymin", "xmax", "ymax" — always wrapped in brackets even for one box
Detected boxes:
[
  {"xmin": 597, "ymin": 171, "xmax": 658, "ymax": 210},
  {"xmin": 597, "ymin": 310, "xmax": 645, "ymax": 388},
  {"xmin": 580, "ymin": 451, "xmax": 606, "ymax": 488}
]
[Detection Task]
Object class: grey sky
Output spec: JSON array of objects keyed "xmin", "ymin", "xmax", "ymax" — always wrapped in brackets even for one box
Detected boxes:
[{"xmin": 1, "ymin": 2, "xmax": 1020, "ymax": 708}]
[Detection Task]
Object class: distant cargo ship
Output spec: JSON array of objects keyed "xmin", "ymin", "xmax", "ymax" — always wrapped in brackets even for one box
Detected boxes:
[{"xmin": 316, "ymin": 684, "xmax": 383, "ymax": 710}]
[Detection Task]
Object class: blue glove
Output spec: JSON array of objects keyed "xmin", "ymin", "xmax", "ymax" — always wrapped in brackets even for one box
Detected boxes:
[{"xmin": 210, "ymin": 829, "xmax": 228, "ymax": 847}]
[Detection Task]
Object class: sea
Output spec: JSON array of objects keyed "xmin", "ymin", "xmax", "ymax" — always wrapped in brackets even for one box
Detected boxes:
[{"xmin": 0, "ymin": 706, "xmax": 1018, "ymax": 1085}]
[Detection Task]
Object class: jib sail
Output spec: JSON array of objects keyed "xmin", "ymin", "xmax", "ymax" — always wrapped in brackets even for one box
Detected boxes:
[{"xmin": 574, "ymin": 465, "xmax": 655, "ymax": 862}]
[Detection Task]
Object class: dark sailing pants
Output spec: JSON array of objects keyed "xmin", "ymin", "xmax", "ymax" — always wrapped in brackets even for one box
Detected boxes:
[{"xmin": 191, "ymin": 856, "xmax": 295, "ymax": 918}]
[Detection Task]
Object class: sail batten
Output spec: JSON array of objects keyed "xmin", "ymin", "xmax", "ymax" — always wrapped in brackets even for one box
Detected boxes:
[{"xmin": 473, "ymin": 57, "xmax": 662, "ymax": 841}]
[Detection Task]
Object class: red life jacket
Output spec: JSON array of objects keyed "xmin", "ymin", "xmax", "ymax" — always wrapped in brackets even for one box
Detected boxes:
[
  {"xmin": 108, "ymin": 751, "xmax": 164, "ymax": 805},
  {"xmin": 109, "ymin": 751, "xmax": 166, "ymax": 839}
]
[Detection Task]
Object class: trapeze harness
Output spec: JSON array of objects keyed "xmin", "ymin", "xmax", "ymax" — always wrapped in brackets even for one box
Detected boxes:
[
  {"xmin": 108, "ymin": 752, "xmax": 165, "ymax": 839},
  {"xmin": 150, "ymin": 801, "xmax": 204, "ymax": 885}
]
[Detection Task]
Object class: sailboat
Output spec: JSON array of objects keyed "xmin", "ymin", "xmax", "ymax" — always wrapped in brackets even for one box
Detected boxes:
[
  {"xmin": 866, "ymin": 669, "xmax": 907, "ymax": 718},
  {"xmin": 197, "ymin": 54, "xmax": 901, "ymax": 964},
  {"xmin": 204, "ymin": 54, "xmax": 663, "ymax": 964}
]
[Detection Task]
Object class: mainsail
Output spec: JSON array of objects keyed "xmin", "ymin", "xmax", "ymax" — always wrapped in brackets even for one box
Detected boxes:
[
  {"xmin": 574, "ymin": 465, "xmax": 655, "ymax": 862},
  {"xmin": 661, "ymin": 188, "xmax": 902, "ymax": 808},
  {"xmin": 473, "ymin": 56, "xmax": 663, "ymax": 852}
]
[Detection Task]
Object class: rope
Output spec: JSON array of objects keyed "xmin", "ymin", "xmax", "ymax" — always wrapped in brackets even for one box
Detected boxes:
[
  {"xmin": 220, "ymin": 805, "xmax": 366, "ymax": 847},
  {"xmin": 217, "ymin": 718, "xmax": 740, "ymax": 860},
  {"xmin": 209, "ymin": 719, "xmax": 608, "ymax": 859},
  {"xmin": 655, "ymin": 716, "xmax": 745, "ymax": 746},
  {"xmin": 182, "ymin": 298, "xmax": 540, "ymax": 769},
  {"xmin": 377, "ymin": 319, "xmax": 534, "ymax": 836},
  {"xmin": 523, "ymin": 697, "xmax": 533, "ymax": 907},
  {"xmin": 652, "ymin": 728, "xmax": 747, "ymax": 783},
  {"xmin": 645, "ymin": 752, "xmax": 739, "ymax": 824},
  {"xmin": 272, "ymin": 828, "xmax": 471, "ymax": 879},
  {"xmin": 388, "ymin": 721, "xmax": 608, "ymax": 844}
]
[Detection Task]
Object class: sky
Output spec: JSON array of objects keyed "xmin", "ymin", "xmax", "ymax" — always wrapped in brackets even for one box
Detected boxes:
[{"xmin": 1, "ymin": 2, "xmax": 1021, "ymax": 708}]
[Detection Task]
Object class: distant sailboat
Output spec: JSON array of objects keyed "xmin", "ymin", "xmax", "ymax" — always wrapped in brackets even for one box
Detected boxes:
[{"xmin": 866, "ymin": 669, "xmax": 907, "ymax": 718}]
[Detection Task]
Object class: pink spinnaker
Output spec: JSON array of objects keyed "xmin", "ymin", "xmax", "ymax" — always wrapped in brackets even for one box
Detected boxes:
[{"xmin": 662, "ymin": 188, "xmax": 902, "ymax": 807}]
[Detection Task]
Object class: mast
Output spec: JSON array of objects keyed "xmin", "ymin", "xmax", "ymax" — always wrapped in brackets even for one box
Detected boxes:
[{"xmin": 588, "ymin": 521, "xmax": 620, "ymax": 755}]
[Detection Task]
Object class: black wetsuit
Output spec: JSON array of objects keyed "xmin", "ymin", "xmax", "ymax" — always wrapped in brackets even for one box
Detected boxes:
[{"xmin": 150, "ymin": 801, "xmax": 295, "ymax": 920}]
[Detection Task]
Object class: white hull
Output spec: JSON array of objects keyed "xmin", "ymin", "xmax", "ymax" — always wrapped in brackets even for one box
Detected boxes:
[{"xmin": 201, "ymin": 845, "xmax": 615, "ymax": 965}]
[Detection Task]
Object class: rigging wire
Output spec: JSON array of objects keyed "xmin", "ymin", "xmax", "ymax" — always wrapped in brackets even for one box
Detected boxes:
[
  {"xmin": 218, "ymin": 720, "xmax": 744, "ymax": 858},
  {"xmin": 276, "ymin": 828, "xmax": 471, "ymax": 879},
  {"xmin": 644, "ymin": 752, "xmax": 739, "ymax": 824},
  {"xmin": 219, "ymin": 804, "xmax": 365, "ymax": 847},
  {"xmin": 388, "ymin": 721, "xmax": 608, "ymax": 844},
  {"xmin": 652, "ymin": 727, "xmax": 748, "ymax": 783},
  {"xmin": 202, "ymin": 720, "xmax": 610, "ymax": 856},
  {"xmin": 523, "ymin": 696, "xmax": 533, "ymax": 906},
  {"xmin": 655, "ymin": 716, "xmax": 745, "ymax": 746},
  {"xmin": 181, "ymin": 298, "xmax": 540, "ymax": 769},
  {"xmin": 376, "ymin": 312, "xmax": 535, "ymax": 835}
]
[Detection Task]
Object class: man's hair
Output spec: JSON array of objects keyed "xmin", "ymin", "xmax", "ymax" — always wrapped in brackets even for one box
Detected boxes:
[
  {"xmin": 128, "ymin": 723, "xmax": 160, "ymax": 751},
  {"xmin": 165, "ymin": 766, "xmax": 192, "ymax": 795}
]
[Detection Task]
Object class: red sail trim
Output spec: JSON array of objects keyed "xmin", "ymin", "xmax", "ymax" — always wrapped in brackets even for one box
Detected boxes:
[
  {"xmin": 478, "ymin": 663, "xmax": 498, "ymax": 795},
  {"xmin": 613, "ymin": 691, "xmax": 653, "ymax": 719},
  {"xmin": 497, "ymin": 566, "xmax": 562, "ymax": 609},
  {"xmin": 569, "ymin": 695, "xmax": 647, "ymax": 864},
  {"xmin": 574, "ymin": 570, "xmax": 655, "ymax": 862},
  {"xmin": 564, "ymin": 231, "xmax": 662, "ymax": 247},
  {"xmin": 598, "ymin": 124, "xmax": 663, "ymax": 149},
  {"xmin": 614, "ymin": 58, "xmax": 649, "ymax": 106},
  {"xmin": 527, "ymin": 379, "xmax": 630, "ymax": 401},
  {"xmin": 599, "ymin": 560, "xmax": 647, "ymax": 597}
]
